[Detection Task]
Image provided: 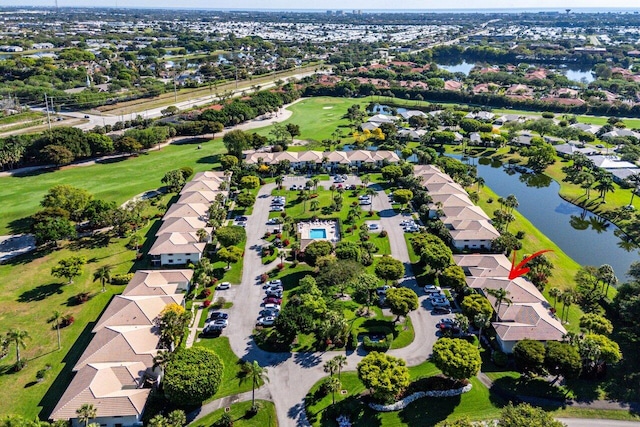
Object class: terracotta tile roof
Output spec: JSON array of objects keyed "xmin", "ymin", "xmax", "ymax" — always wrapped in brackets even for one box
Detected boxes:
[
  {"xmin": 156, "ymin": 216, "xmax": 210, "ymax": 235},
  {"xmin": 93, "ymin": 294, "xmax": 182, "ymax": 332},
  {"xmin": 123, "ymin": 270, "xmax": 193, "ymax": 296},
  {"xmin": 148, "ymin": 231, "xmax": 206, "ymax": 256}
]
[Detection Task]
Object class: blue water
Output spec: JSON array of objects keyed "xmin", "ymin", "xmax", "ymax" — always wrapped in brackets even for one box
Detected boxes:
[
  {"xmin": 564, "ymin": 69, "xmax": 595, "ymax": 83},
  {"xmin": 437, "ymin": 62, "xmax": 475, "ymax": 75},
  {"xmin": 452, "ymin": 155, "xmax": 639, "ymax": 280},
  {"xmin": 309, "ymin": 229, "xmax": 327, "ymax": 239}
]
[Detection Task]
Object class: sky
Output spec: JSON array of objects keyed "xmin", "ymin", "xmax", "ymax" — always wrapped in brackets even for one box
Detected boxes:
[{"xmin": 2, "ymin": 0, "xmax": 638, "ymax": 10}]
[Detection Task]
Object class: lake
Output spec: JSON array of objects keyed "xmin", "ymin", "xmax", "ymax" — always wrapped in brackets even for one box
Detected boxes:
[
  {"xmin": 454, "ymin": 155, "xmax": 638, "ymax": 280},
  {"xmin": 437, "ymin": 61, "xmax": 595, "ymax": 83}
]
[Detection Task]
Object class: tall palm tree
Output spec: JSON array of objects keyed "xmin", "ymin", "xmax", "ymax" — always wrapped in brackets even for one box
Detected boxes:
[
  {"xmin": 626, "ymin": 173, "xmax": 640, "ymax": 206},
  {"xmin": 332, "ymin": 355, "xmax": 348, "ymax": 380},
  {"xmin": 7, "ymin": 329, "xmax": 30, "ymax": 368},
  {"xmin": 290, "ymin": 242, "xmax": 300, "ymax": 262},
  {"xmin": 311, "ymin": 177, "xmax": 320, "ymax": 192},
  {"xmin": 473, "ymin": 313, "xmax": 490, "ymax": 349},
  {"xmin": 301, "ymin": 191, "xmax": 310, "ymax": 213},
  {"xmin": 52, "ymin": 311, "xmax": 62, "ymax": 350},
  {"xmin": 327, "ymin": 376, "xmax": 341, "ymax": 405},
  {"xmin": 484, "ymin": 287, "xmax": 512, "ymax": 317},
  {"xmin": 560, "ymin": 291, "xmax": 576, "ymax": 323},
  {"xmin": 152, "ymin": 350, "xmax": 173, "ymax": 378},
  {"xmin": 93, "ymin": 265, "xmax": 112, "ymax": 293},
  {"xmin": 275, "ymin": 175, "xmax": 283, "ymax": 193},
  {"xmin": 76, "ymin": 403, "xmax": 97, "ymax": 427},
  {"xmin": 595, "ymin": 177, "xmax": 615, "ymax": 202},
  {"xmin": 365, "ymin": 188, "xmax": 378, "ymax": 212},
  {"xmin": 329, "ymin": 184, "xmax": 336, "ymax": 200},
  {"xmin": 242, "ymin": 361, "xmax": 269, "ymax": 409},
  {"xmin": 323, "ymin": 359, "xmax": 338, "ymax": 377},
  {"xmin": 310, "ymin": 200, "xmax": 319, "ymax": 211},
  {"xmin": 476, "ymin": 177, "xmax": 485, "ymax": 192},
  {"xmin": 196, "ymin": 228, "xmax": 209, "ymax": 243},
  {"xmin": 548, "ymin": 287, "xmax": 561, "ymax": 310},
  {"xmin": 361, "ymin": 175, "xmax": 371, "ymax": 187}
]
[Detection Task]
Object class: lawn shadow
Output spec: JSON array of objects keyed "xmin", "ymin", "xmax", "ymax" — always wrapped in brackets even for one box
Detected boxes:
[
  {"xmin": 7, "ymin": 217, "xmax": 32, "ymax": 234},
  {"xmin": 398, "ymin": 394, "xmax": 462, "ymax": 426},
  {"xmin": 196, "ymin": 152, "xmax": 221, "ymax": 165},
  {"xmin": 67, "ymin": 233, "xmax": 113, "ymax": 251},
  {"xmin": 38, "ymin": 321, "xmax": 97, "ymax": 420},
  {"xmin": 17, "ymin": 282, "xmax": 65, "ymax": 303},
  {"xmin": 317, "ymin": 395, "xmax": 382, "ymax": 427},
  {"xmin": 3, "ymin": 244, "xmax": 54, "ymax": 266}
]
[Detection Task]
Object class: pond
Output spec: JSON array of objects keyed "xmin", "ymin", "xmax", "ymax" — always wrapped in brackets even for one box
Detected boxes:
[
  {"xmin": 436, "ymin": 61, "xmax": 475, "ymax": 75},
  {"xmin": 452, "ymin": 155, "xmax": 639, "ymax": 279},
  {"xmin": 562, "ymin": 68, "xmax": 595, "ymax": 84}
]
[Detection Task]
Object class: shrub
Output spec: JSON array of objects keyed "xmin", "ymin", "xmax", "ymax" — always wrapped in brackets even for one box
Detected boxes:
[
  {"xmin": 61, "ymin": 314, "xmax": 75, "ymax": 327},
  {"xmin": 164, "ymin": 347, "xmax": 224, "ymax": 405},
  {"xmin": 200, "ymin": 288, "xmax": 212, "ymax": 299},
  {"xmin": 75, "ymin": 292, "xmax": 90, "ymax": 304},
  {"xmin": 492, "ymin": 350, "xmax": 508, "ymax": 367},
  {"xmin": 283, "ymin": 239, "xmax": 290, "ymax": 246},
  {"xmin": 487, "ymin": 197, "xmax": 493, "ymax": 203},
  {"xmin": 179, "ymin": 166, "xmax": 194, "ymax": 179},
  {"xmin": 362, "ymin": 336, "xmax": 391, "ymax": 352},
  {"xmin": 215, "ymin": 413, "xmax": 233, "ymax": 427},
  {"xmin": 209, "ymin": 277, "xmax": 218, "ymax": 287},
  {"xmin": 542, "ymin": 112, "xmax": 555, "ymax": 119},
  {"xmin": 202, "ymin": 300, "xmax": 212, "ymax": 308},
  {"xmin": 379, "ymin": 230, "xmax": 387, "ymax": 237},
  {"xmin": 277, "ymin": 263, "xmax": 284, "ymax": 270},
  {"xmin": 216, "ymin": 226, "xmax": 246, "ymax": 247},
  {"xmin": 212, "ymin": 297, "xmax": 226, "ymax": 309},
  {"xmin": 260, "ymin": 273, "xmax": 268, "ymax": 283},
  {"xmin": 36, "ymin": 369, "xmax": 47, "ymax": 381},
  {"xmin": 111, "ymin": 273, "xmax": 134, "ymax": 285}
]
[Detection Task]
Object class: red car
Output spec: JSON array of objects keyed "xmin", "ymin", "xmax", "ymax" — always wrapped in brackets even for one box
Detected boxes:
[{"xmin": 263, "ymin": 297, "xmax": 283, "ymax": 305}]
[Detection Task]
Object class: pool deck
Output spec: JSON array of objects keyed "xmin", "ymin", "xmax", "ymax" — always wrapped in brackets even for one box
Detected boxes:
[{"xmin": 298, "ymin": 220, "xmax": 340, "ymax": 250}]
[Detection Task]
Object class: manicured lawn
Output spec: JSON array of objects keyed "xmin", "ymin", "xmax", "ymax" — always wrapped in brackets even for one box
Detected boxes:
[
  {"xmin": 0, "ymin": 221, "xmax": 158, "ymax": 418},
  {"xmin": 253, "ymin": 97, "xmax": 367, "ymax": 144},
  {"xmin": 305, "ymin": 361, "xmax": 502, "ymax": 427},
  {"xmin": 0, "ymin": 140, "xmax": 225, "ymax": 234},
  {"xmin": 194, "ymin": 336, "xmax": 260, "ymax": 401},
  {"xmin": 189, "ymin": 400, "xmax": 277, "ymax": 427}
]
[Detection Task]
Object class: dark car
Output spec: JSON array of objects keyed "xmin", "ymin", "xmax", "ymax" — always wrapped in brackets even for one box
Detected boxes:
[
  {"xmin": 209, "ymin": 312, "xmax": 229, "ymax": 320},
  {"xmin": 201, "ymin": 324, "xmax": 223, "ymax": 337},
  {"xmin": 265, "ymin": 290, "xmax": 283, "ymax": 298},
  {"xmin": 235, "ymin": 216, "xmax": 248, "ymax": 222},
  {"xmin": 432, "ymin": 306, "xmax": 451, "ymax": 314},
  {"xmin": 260, "ymin": 309, "xmax": 280, "ymax": 317},
  {"xmin": 263, "ymin": 297, "xmax": 283, "ymax": 305}
]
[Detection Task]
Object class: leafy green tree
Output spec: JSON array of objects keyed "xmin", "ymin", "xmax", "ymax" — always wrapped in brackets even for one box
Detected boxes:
[
  {"xmin": 579, "ymin": 313, "xmax": 613, "ymax": 335},
  {"xmin": 352, "ymin": 273, "xmax": 381, "ymax": 314},
  {"xmin": 303, "ymin": 240, "xmax": 333, "ymax": 266},
  {"xmin": 41, "ymin": 184, "xmax": 93, "ymax": 221},
  {"xmin": 236, "ymin": 191, "xmax": 256, "ymax": 207},
  {"xmin": 157, "ymin": 303, "xmax": 192, "ymax": 350},
  {"xmin": 420, "ymin": 240, "xmax": 453, "ymax": 275},
  {"xmin": 545, "ymin": 341, "xmax": 582, "ymax": 382},
  {"xmin": 498, "ymin": 403, "xmax": 565, "ymax": 427},
  {"xmin": 75, "ymin": 403, "xmax": 97, "ymax": 427},
  {"xmin": 215, "ymin": 226, "xmax": 246, "ymax": 247},
  {"xmin": 166, "ymin": 410, "xmax": 186, "ymax": 427},
  {"xmin": 163, "ymin": 347, "xmax": 223, "ymax": 405},
  {"xmin": 217, "ymin": 246, "xmax": 243, "ymax": 269},
  {"xmin": 6, "ymin": 329, "xmax": 30, "ymax": 368},
  {"xmin": 220, "ymin": 155, "xmax": 239, "ymax": 170},
  {"xmin": 461, "ymin": 294, "xmax": 493, "ymax": 320},
  {"xmin": 357, "ymin": 352, "xmax": 410, "ymax": 402},
  {"xmin": 241, "ymin": 361, "xmax": 269, "ymax": 410},
  {"xmin": 51, "ymin": 256, "xmax": 87, "ymax": 284},
  {"xmin": 222, "ymin": 129, "xmax": 248, "ymax": 158},
  {"xmin": 513, "ymin": 339, "xmax": 546, "ymax": 376},
  {"xmin": 392, "ymin": 189, "xmax": 413, "ymax": 210},
  {"xmin": 240, "ymin": 175, "xmax": 260, "ymax": 189},
  {"xmin": 41, "ymin": 145, "xmax": 74, "ymax": 165},
  {"xmin": 375, "ymin": 256, "xmax": 405, "ymax": 284},
  {"xmin": 440, "ymin": 265, "xmax": 467, "ymax": 293},
  {"xmin": 432, "ymin": 338, "xmax": 481, "ymax": 381},
  {"xmin": 33, "ymin": 216, "xmax": 76, "ymax": 246},
  {"xmin": 580, "ymin": 333, "xmax": 622, "ymax": 368},
  {"xmin": 381, "ymin": 165, "xmax": 403, "ymax": 182},
  {"xmin": 162, "ymin": 169, "xmax": 187, "ymax": 193},
  {"xmin": 386, "ymin": 287, "xmax": 419, "ymax": 322},
  {"xmin": 148, "ymin": 414, "xmax": 165, "ymax": 427},
  {"xmin": 93, "ymin": 265, "xmax": 112, "ymax": 293}
]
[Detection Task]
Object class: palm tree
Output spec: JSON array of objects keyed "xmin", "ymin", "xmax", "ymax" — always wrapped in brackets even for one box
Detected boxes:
[
  {"xmin": 361, "ymin": 175, "xmax": 371, "ymax": 187},
  {"xmin": 52, "ymin": 310, "xmax": 62, "ymax": 350},
  {"xmin": 560, "ymin": 291, "xmax": 576, "ymax": 323},
  {"xmin": 473, "ymin": 313, "xmax": 490, "ymax": 349},
  {"xmin": 7, "ymin": 329, "xmax": 30, "ymax": 368},
  {"xmin": 595, "ymin": 177, "xmax": 615, "ymax": 202},
  {"xmin": 147, "ymin": 415, "xmax": 165, "ymax": 427},
  {"xmin": 152, "ymin": 350, "xmax": 172, "ymax": 379},
  {"xmin": 290, "ymin": 241, "xmax": 300, "ymax": 262},
  {"xmin": 484, "ymin": 287, "xmax": 512, "ymax": 317},
  {"xmin": 242, "ymin": 361, "xmax": 269, "ymax": 410},
  {"xmin": 301, "ymin": 191, "xmax": 310, "ymax": 213},
  {"xmin": 365, "ymin": 188, "xmax": 378, "ymax": 212},
  {"xmin": 310, "ymin": 200, "xmax": 319, "ymax": 211},
  {"xmin": 548, "ymin": 287, "xmax": 561, "ymax": 310},
  {"xmin": 196, "ymin": 228, "xmax": 209, "ymax": 243},
  {"xmin": 476, "ymin": 177, "xmax": 485, "ymax": 192},
  {"xmin": 93, "ymin": 265, "xmax": 112, "ymax": 293},
  {"xmin": 327, "ymin": 376, "xmax": 341, "ymax": 405},
  {"xmin": 323, "ymin": 359, "xmax": 338, "ymax": 377},
  {"xmin": 329, "ymin": 184, "xmax": 336, "ymax": 200},
  {"xmin": 333, "ymin": 355, "xmax": 348, "ymax": 380},
  {"xmin": 76, "ymin": 404, "xmax": 97, "ymax": 427},
  {"xmin": 275, "ymin": 175, "xmax": 284, "ymax": 193},
  {"xmin": 311, "ymin": 177, "xmax": 320, "ymax": 192},
  {"xmin": 626, "ymin": 173, "xmax": 640, "ymax": 207},
  {"xmin": 454, "ymin": 313, "xmax": 470, "ymax": 334}
]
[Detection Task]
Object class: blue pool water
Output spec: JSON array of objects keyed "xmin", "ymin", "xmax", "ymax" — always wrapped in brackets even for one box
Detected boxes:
[{"xmin": 310, "ymin": 229, "xmax": 327, "ymax": 239}]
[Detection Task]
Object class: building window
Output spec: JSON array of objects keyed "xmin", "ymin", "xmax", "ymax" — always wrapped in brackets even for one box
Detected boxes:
[{"xmin": 168, "ymin": 259, "xmax": 173, "ymax": 263}]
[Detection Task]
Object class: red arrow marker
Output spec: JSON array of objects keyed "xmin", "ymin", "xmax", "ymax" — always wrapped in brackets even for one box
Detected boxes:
[{"xmin": 508, "ymin": 249, "xmax": 553, "ymax": 280}]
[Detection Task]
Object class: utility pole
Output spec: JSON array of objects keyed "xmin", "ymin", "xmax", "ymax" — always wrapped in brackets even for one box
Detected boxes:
[{"xmin": 44, "ymin": 94, "xmax": 52, "ymax": 131}]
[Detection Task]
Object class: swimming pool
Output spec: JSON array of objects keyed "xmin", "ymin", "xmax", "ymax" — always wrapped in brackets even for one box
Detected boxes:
[{"xmin": 309, "ymin": 229, "xmax": 327, "ymax": 239}]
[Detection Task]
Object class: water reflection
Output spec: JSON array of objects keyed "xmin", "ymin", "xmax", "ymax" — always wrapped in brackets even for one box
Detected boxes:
[{"xmin": 519, "ymin": 172, "xmax": 552, "ymax": 188}]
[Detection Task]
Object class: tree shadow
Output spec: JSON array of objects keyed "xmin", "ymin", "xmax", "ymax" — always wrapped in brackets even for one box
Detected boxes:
[
  {"xmin": 317, "ymin": 396, "xmax": 382, "ymax": 427},
  {"xmin": 17, "ymin": 282, "xmax": 65, "ymax": 303},
  {"xmin": 293, "ymin": 351, "xmax": 323, "ymax": 368},
  {"xmin": 67, "ymin": 233, "xmax": 113, "ymax": 251},
  {"xmin": 398, "ymin": 394, "xmax": 461, "ymax": 426}
]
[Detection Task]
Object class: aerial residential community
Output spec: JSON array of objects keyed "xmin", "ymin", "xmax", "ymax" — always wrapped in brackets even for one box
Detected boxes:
[{"xmin": 2, "ymin": 3, "xmax": 640, "ymax": 427}]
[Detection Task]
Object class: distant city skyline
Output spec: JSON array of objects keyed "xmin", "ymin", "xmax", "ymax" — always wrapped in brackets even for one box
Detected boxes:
[{"xmin": 2, "ymin": 0, "xmax": 639, "ymax": 11}]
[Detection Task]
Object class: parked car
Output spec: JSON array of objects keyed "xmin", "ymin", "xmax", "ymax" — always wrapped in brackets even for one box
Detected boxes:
[
  {"xmin": 359, "ymin": 199, "xmax": 372, "ymax": 205},
  {"xmin": 376, "ymin": 285, "xmax": 391, "ymax": 295},
  {"xmin": 403, "ymin": 226, "xmax": 419, "ymax": 233},
  {"xmin": 260, "ymin": 308, "xmax": 280, "ymax": 317},
  {"xmin": 209, "ymin": 312, "xmax": 229, "ymax": 320},
  {"xmin": 210, "ymin": 319, "xmax": 228, "ymax": 328},
  {"xmin": 201, "ymin": 324, "xmax": 223, "ymax": 337},
  {"xmin": 431, "ymin": 298, "xmax": 451, "ymax": 308},
  {"xmin": 432, "ymin": 306, "xmax": 452, "ymax": 314},
  {"xmin": 345, "ymin": 184, "xmax": 356, "ymax": 190},
  {"xmin": 264, "ymin": 297, "xmax": 283, "ymax": 305},
  {"xmin": 333, "ymin": 177, "xmax": 344, "ymax": 183},
  {"xmin": 267, "ymin": 280, "xmax": 282, "ymax": 286},
  {"xmin": 266, "ymin": 218, "xmax": 281, "ymax": 225},
  {"xmin": 235, "ymin": 216, "xmax": 248, "ymax": 222},
  {"xmin": 423, "ymin": 285, "xmax": 442, "ymax": 294},
  {"xmin": 256, "ymin": 316, "xmax": 276, "ymax": 326},
  {"xmin": 263, "ymin": 303, "xmax": 281, "ymax": 311},
  {"xmin": 272, "ymin": 200, "xmax": 285, "ymax": 206},
  {"xmin": 265, "ymin": 286, "xmax": 283, "ymax": 293},
  {"xmin": 265, "ymin": 290, "xmax": 283, "ymax": 298},
  {"xmin": 290, "ymin": 184, "xmax": 299, "ymax": 190},
  {"xmin": 358, "ymin": 195, "xmax": 370, "ymax": 200},
  {"xmin": 438, "ymin": 323, "xmax": 461, "ymax": 335},
  {"xmin": 439, "ymin": 318, "xmax": 456, "ymax": 326},
  {"xmin": 367, "ymin": 223, "xmax": 380, "ymax": 231},
  {"xmin": 270, "ymin": 205, "xmax": 285, "ymax": 212},
  {"xmin": 216, "ymin": 282, "xmax": 231, "ymax": 290}
]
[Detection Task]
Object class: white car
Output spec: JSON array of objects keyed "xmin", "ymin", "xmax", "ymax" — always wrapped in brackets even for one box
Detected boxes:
[
  {"xmin": 400, "ymin": 219, "xmax": 415, "ymax": 226},
  {"xmin": 423, "ymin": 285, "xmax": 442, "ymax": 294},
  {"xmin": 217, "ymin": 282, "xmax": 231, "ymax": 290},
  {"xmin": 263, "ymin": 303, "xmax": 281, "ymax": 311},
  {"xmin": 367, "ymin": 223, "xmax": 380, "ymax": 231},
  {"xmin": 267, "ymin": 279, "xmax": 282, "ymax": 286},
  {"xmin": 431, "ymin": 298, "xmax": 451, "ymax": 308},
  {"xmin": 266, "ymin": 218, "xmax": 281, "ymax": 225},
  {"xmin": 359, "ymin": 199, "xmax": 372, "ymax": 205},
  {"xmin": 358, "ymin": 195, "xmax": 371, "ymax": 200},
  {"xmin": 257, "ymin": 316, "xmax": 276, "ymax": 326},
  {"xmin": 270, "ymin": 205, "xmax": 285, "ymax": 212}
]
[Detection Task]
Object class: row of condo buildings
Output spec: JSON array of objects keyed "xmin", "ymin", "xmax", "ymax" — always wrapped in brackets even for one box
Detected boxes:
[
  {"xmin": 50, "ymin": 171, "xmax": 231, "ymax": 426},
  {"xmin": 414, "ymin": 165, "xmax": 566, "ymax": 353},
  {"xmin": 243, "ymin": 149, "xmax": 400, "ymax": 169}
]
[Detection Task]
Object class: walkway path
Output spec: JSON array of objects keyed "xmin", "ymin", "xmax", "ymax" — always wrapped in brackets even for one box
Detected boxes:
[{"xmin": 190, "ymin": 176, "xmax": 445, "ymax": 426}]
